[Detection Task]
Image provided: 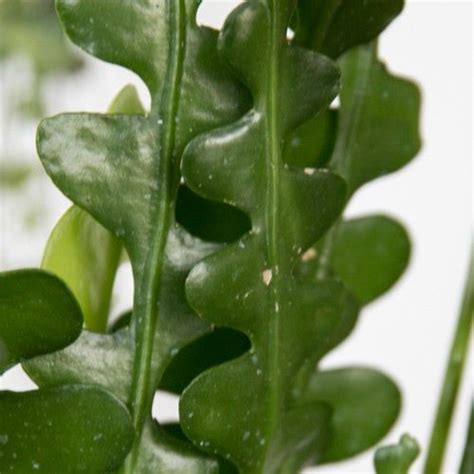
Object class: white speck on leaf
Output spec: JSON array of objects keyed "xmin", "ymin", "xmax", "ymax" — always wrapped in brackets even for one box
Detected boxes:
[
  {"xmin": 262, "ymin": 269, "xmax": 272, "ymax": 286},
  {"xmin": 301, "ymin": 248, "xmax": 317, "ymax": 262}
]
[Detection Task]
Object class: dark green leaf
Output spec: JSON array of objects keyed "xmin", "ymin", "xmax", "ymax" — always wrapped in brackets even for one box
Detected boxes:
[
  {"xmin": 297, "ymin": 215, "xmax": 411, "ymax": 305},
  {"xmin": 301, "ymin": 367, "xmax": 401, "ymax": 462},
  {"xmin": 179, "ymin": 2, "xmax": 358, "ymax": 471},
  {"xmin": 0, "ymin": 385, "xmax": 133, "ymax": 473},
  {"xmin": 331, "ymin": 43, "xmax": 421, "ymax": 195},
  {"xmin": 159, "ymin": 327, "xmax": 250, "ymax": 394},
  {"xmin": 374, "ymin": 434, "xmax": 420, "ymax": 474},
  {"xmin": 41, "ymin": 85, "xmax": 144, "ymax": 332},
  {"xmin": 0, "ymin": 269, "xmax": 82, "ymax": 373},
  {"xmin": 36, "ymin": 0, "xmax": 249, "ymax": 469},
  {"xmin": 283, "ymin": 110, "xmax": 337, "ymax": 169},
  {"xmin": 176, "ymin": 185, "xmax": 251, "ymax": 243},
  {"xmin": 293, "ymin": 0, "xmax": 403, "ymax": 58}
]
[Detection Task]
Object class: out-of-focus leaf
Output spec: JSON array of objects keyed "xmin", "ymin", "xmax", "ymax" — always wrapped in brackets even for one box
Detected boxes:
[
  {"xmin": 330, "ymin": 216, "xmax": 411, "ymax": 304},
  {"xmin": 298, "ymin": 215, "xmax": 411, "ymax": 305},
  {"xmin": 374, "ymin": 434, "xmax": 420, "ymax": 474},
  {"xmin": 331, "ymin": 43, "xmax": 421, "ymax": 196},
  {"xmin": 0, "ymin": 385, "xmax": 134, "ymax": 473},
  {"xmin": 293, "ymin": 0, "xmax": 403, "ymax": 59},
  {"xmin": 41, "ymin": 85, "xmax": 144, "ymax": 332},
  {"xmin": 460, "ymin": 403, "xmax": 474, "ymax": 474},
  {"xmin": 0, "ymin": 269, "xmax": 82, "ymax": 373},
  {"xmin": 301, "ymin": 367, "xmax": 401, "ymax": 463},
  {"xmin": 0, "ymin": 162, "xmax": 33, "ymax": 189},
  {"xmin": 0, "ymin": 0, "xmax": 83, "ymax": 117}
]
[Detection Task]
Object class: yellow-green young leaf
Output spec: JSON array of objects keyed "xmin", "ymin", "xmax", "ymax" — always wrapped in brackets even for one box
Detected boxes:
[
  {"xmin": 41, "ymin": 85, "xmax": 144, "ymax": 332},
  {"xmin": 374, "ymin": 434, "xmax": 420, "ymax": 474},
  {"xmin": 0, "ymin": 385, "xmax": 133, "ymax": 473},
  {"xmin": 42, "ymin": 206, "xmax": 121, "ymax": 332},
  {"xmin": 0, "ymin": 269, "xmax": 82, "ymax": 373}
]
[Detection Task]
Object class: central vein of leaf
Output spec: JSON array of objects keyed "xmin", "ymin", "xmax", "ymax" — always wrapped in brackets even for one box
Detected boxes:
[
  {"xmin": 264, "ymin": 0, "xmax": 283, "ymax": 461},
  {"xmin": 125, "ymin": 1, "xmax": 186, "ymax": 471}
]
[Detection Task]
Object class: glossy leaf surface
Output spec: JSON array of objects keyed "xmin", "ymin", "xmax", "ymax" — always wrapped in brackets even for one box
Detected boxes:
[
  {"xmin": 179, "ymin": 1, "xmax": 359, "ymax": 472},
  {"xmin": 293, "ymin": 0, "xmax": 403, "ymax": 59},
  {"xmin": 0, "ymin": 385, "xmax": 133, "ymax": 473},
  {"xmin": 41, "ymin": 86, "xmax": 144, "ymax": 332},
  {"xmin": 0, "ymin": 269, "xmax": 82, "ymax": 373},
  {"xmin": 35, "ymin": 0, "xmax": 249, "ymax": 470},
  {"xmin": 374, "ymin": 434, "xmax": 420, "ymax": 474},
  {"xmin": 301, "ymin": 367, "xmax": 401, "ymax": 462}
]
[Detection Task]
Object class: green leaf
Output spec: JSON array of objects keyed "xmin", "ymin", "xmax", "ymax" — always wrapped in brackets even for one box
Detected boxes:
[
  {"xmin": 0, "ymin": 162, "xmax": 34, "ymax": 189},
  {"xmin": 0, "ymin": 269, "xmax": 82, "ymax": 373},
  {"xmin": 283, "ymin": 110, "xmax": 337, "ymax": 169},
  {"xmin": 292, "ymin": 0, "xmax": 404, "ymax": 58},
  {"xmin": 330, "ymin": 216, "xmax": 411, "ymax": 304},
  {"xmin": 159, "ymin": 327, "xmax": 250, "ymax": 394},
  {"xmin": 35, "ymin": 0, "xmax": 249, "ymax": 469},
  {"xmin": 331, "ymin": 43, "xmax": 421, "ymax": 195},
  {"xmin": 301, "ymin": 367, "xmax": 401, "ymax": 463},
  {"xmin": 0, "ymin": 385, "xmax": 133, "ymax": 473},
  {"xmin": 179, "ymin": 2, "xmax": 359, "ymax": 472},
  {"xmin": 41, "ymin": 85, "xmax": 144, "ymax": 332},
  {"xmin": 176, "ymin": 185, "xmax": 251, "ymax": 243},
  {"xmin": 298, "ymin": 215, "xmax": 411, "ymax": 305},
  {"xmin": 460, "ymin": 403, "xmax": 474, "ymax": 474},
  {"xmin": 42, "ymin": 206, "xmax": 121, "ymax": 332},
  {"xmin": 374, "ymin": 434, "xmax": 420, "ymax": 474}
]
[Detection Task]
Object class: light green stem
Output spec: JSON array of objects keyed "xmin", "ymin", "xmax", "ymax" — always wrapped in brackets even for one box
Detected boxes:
[{"xmin": 423, "ymin": 244, "xmax": 474, "ymax": 474}]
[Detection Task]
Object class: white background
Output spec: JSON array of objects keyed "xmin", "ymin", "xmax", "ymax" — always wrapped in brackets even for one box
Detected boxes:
[{"xmin": 0, "ymin": 1, "xmax": 472, "ymax": 473}]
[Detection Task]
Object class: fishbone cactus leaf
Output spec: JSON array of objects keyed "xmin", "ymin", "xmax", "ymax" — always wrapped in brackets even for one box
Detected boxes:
[
  {"xmin": 0, "ymin": 385, "xmax": 133, "ymax": 473},
  {"xmin": 292, "ymin": 0, "xmax": 403, "ymax": 59},
  {"xmin": 33, "ymin": 0, "xmax": 249, "ymax": 470},
  {"xmin": 179, "ymin": 1, "xmax": 361, "ymax": 472},
  {"xmin": 374, "ymin": 434, "xmax": 420, "ymax": 474},
  {"xmin": 0, "ymin": 269, "xmax": 82, "ymax": 372},
  {"xmin": 0, "ymin": 270, "xmax": 134, "ymax": 472},
  {"xmin": 296, "ymin": 41, "xmax": 420, "ymax": 297},
  {"xmin": 40, "ymin": 86, "xmax": 145, "ymax": 333}
]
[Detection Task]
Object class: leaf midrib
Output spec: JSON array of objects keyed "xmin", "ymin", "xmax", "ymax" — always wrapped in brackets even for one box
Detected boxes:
[
  {"xmin": 124, "ymin": 1, "xmax": 187, "ymax": 471},
  {"xmin": 263, "ymin": 0, "xmax": 284, "ymax": 468}
]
